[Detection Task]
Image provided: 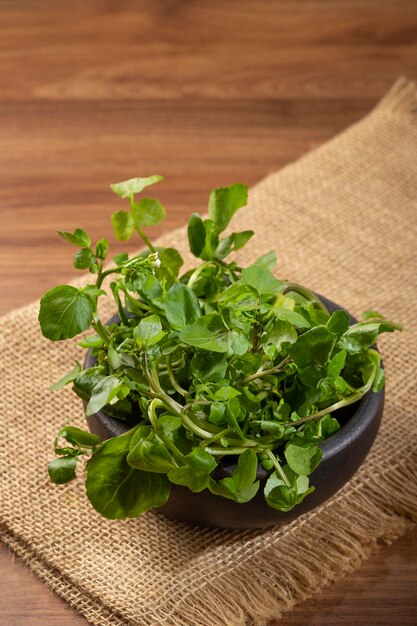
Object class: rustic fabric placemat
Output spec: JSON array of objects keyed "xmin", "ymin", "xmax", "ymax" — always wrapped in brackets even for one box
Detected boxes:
[{"xmin": 1, "ymin": 78, "xmax": 417, "ymax": 626}]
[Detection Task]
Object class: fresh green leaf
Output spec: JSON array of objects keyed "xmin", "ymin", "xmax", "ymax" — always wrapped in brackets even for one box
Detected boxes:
[
  {"xmin": 131, "ymin": 273, "xmax": 165, "ymax": 308},
  {"xmin": 362, "ymin": 310, "xmax": 385, "ymax": 321},
  {"xmin": 111, "ymin": 210, "xmax": 135, "ymax": 241},
  {"xmin": 319, "ymin": 415, "xmax": 340, "ymax": 438},
  {"xmin": 158, "ymin": 415, "xmax": 193, "ymax": 455},
  {"xmin": 262, "ymin": 319, "xmax": 297, "ymax": 357},
  {"xmin": 200, "ymin": 219, "xmax": 220, "ymax": 260},
  {"xmin": 168, "ymin": 449, "xmax": 216, "ymax": 492},
  {"xmin": 326, "ymin": 310, "xmax": 350, "ymax": 336},
  {"xmin": 264, "ymin": 464, "xmax": 314, "ymax": 512},
  {"xmin": 110, "ymin": 175, "xmax": 164, "ymax": 198},
  {"xmin": 127, "ymin": 429, "xmax": 175, "ymax": 473},
  {"xmin": 289, "ymin": 326, "xmax": 336, "ymax": 369},
  {"xmin": 86, "ymin": 431, "xmax": 170, "ymax": 519},
  {"xmin": 73, "ymin": 247, "xmax": 96, "ymax": 270},
  {"xmin": 39, "ymin": 285, "xmax": 94, "ymax": 341},
  {"xmin": 49, "ymin": 362, "xmax": 82, "ymax": 391},
  {"xmin": 63, "ymin": 426, "xmax": 100, "ymax": 447},
  {"xmin": 95, "ymin": 238, "xmax": 109, "ymax": 260},
  {"xmin": 78, "ymin": 335, "xmax": 104, "ymax": 349},
  {"xmin": 338, "ymin": 322, "xmax": 394, "ymax": 354},
  {"xmin": 208, "ymin": 402, "xmax": 227, "ymax": 426},
  {"xmin": 131, "ymin": 198, "xmax": 166, "ymax": 228},
  {"xmin": 230, "ymin": 330, "xmax": 251, "ymax": 355},
  {"xmin": 213, "ymin": 386, "xmax": 240, "ymax": 401},
  {"xmin": 86, "ymin": 375, "xmax": 124, "ymax": 416},
  {"xmin": 179, "ymin": 314, "xmax": 231, "ymax": 353},
  {"xmin": 190, "ymin": 352, "xmax": 228, "ymax": 382},
  {"xmin": 113, "ymin": 252, "xmax": 129, "ymax": 266},
  {"xmin": 215, "ymin": 230, "xmax": 254, "ymax": 259},
  {"xmin": 240, "ymin": 387, "xmax": 262, "ymax": 414},
  {"xmin": 274, "ymin": 307, "xmax": 311, "ymax": 329},
  {"xmin": 255, "ymin": 251, "xmax": 277, "ymax": 270},
  {"xmin": 327, "ymin": 349, "xmax": 347, "ymax": 379},
  {"xmin": 133, "ymin": 314, "xmax": 166, "ymax": 347},
  {"xmin": 242, "ymin": 260, "xmax": 283, "ymax": 296},
  {"xmin": 82, "ymin": 285, "xmax": 106, "ymax": 301},
  {"xmin": 154, "ymin": 247, "xmax": 184, "ymax": 287},
  {"xmin": 208, "ymin": 183, "xmax": 248, "ymax": 234},
  {"xmin": 264, "ymin": 482, "xmax": 297, "ymax": 512},
  {"xmin": 165, "ymin": 283, "xmax": 201, "ymax": 331},
  {"xmin": 211, "ymin": 449, "xmax": 259, "ymax": 503},
  {"xmin": 284, "ymin": 443, "xmax": 323, "ymax": 475},
  {"xmin": 250, "ymin": 420, "xmax": 285, "ymax": 436},
  {"xmin": 372, "ymin": 366, "xmax": 385, "ymax": 392},
  {"xmin": 57, "ymin": 228, "xmax": 91, "ymax": 247},
  {"xmin": 187, "ymin": 213, "xmax": 206, "ymax": 258},
  {"xmin": 48, "ymin": 456, "xmax": 78, "ymax": 484},
  {"xmin": 72, "ymin": 367, "xmax": 106, "ymax": 400},
  {"xmin": 108, "ymin": 341, "xmax": 135, "ymax": 370}
]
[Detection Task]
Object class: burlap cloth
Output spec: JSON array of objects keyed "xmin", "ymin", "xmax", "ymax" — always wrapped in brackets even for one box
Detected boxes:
[{"xmin": 1, "ymin": 78, "xmax": 417, "ymax": 626}]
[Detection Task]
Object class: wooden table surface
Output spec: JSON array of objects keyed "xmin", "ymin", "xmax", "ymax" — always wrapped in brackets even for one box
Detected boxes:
[{"xmin": 0, "ymin": 1, "xmax": 416, "ymax": 624}]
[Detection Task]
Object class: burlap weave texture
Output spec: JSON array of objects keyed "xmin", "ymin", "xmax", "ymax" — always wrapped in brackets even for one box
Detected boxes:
[{"xmin": 1, "ymin": 78, "xmax": 417, "ymax": 626}]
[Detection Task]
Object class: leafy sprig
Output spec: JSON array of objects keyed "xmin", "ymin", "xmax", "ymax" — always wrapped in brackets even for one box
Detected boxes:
[{"xmin": 39, "ymin": 176, "xmax": 402, "ymax": 519}]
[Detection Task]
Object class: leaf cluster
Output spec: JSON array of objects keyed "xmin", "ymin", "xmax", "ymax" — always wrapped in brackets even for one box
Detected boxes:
[{"xmin": 40, "ymin": 176, "xmax": 402, "ymax": 519}]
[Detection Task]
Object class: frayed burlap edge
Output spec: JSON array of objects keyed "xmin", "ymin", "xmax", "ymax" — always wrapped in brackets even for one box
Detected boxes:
[
  {"xmin": 159, "ymin": 450, "xmax": 417, "ymax": 626},
  {"xmin": 2, "ymin": 449, "xmax": 416, "ymax": 626},
  {"xmin": 2, "ymin": 77, "xmax": 417, "ymax": 626}
]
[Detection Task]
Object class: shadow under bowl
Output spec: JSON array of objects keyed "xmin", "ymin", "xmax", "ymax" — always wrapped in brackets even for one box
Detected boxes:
[{"xmin": 84, "ymin": 294, "xmax": 384, "ymax": 529}]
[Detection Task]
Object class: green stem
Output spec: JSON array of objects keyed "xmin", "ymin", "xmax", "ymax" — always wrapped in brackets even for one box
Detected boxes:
[
  {"xmin": 146, "ymin": 357, "xmax": 290, "ymax": 453},
  {"xmin": 265, "ymin": 449, "xmax": 291, "ymax": 487},
  {"xmin": 182, "ymin": 399, "xmax": 211, "ymax": 411},
  {"xmin": 147, "ymin": 399, "xmax": 184, "ymax": 463},
  {"xmin": 96, "ymin": 266, "xmax": 121, "ymax": 289},
  {"xmin": 144, "ymin": 367, "xmax": 183, "ymax": 418},
  {"xmin": 187, "ymin": 262, "xmax": 213, "ymax": 289},
  {"xmin": 241, "ymin": 356, "xmax": 290, "ymax": 385},
  {"xmin": 215, "ymin": 258, "xmax": 242, "ymax": 273},
  {"xmin": 242, "ymin": 412, "xmax": 256, "ymax": 434},
  {"xmin": 151, "ymin": 369, "xmax": 183, "ymax": 414},
  {"xmin": 181, "ymin": 413, "xmax": 216, "ymax": 439},
  {"xmin": 147, "ymin": 398, "xmax": 165, "ymax": 429},
  {"xmin": 110, "ymin": 283, "xmax": 129, "ymax": 325},
  {"xmin": 135, "ymin": 226, "xmax": 156, "ymax": 253},
  {"xmin": 205, "ymin": 446, "xmax": 263, "ymax": 457},
  {"xmin": 351, "ymin": 319, "xmax": 404, "ymax": 332},
  {"xmin": 205, "ymin": 436, "xmax": 269, "ymax": 454},
  {"xmin": 91, "ymin": 316, "xmax": 110, "ymax": 347},
  {"xmin": 146, "ymin": 367, "xmax": 228, "ymax": 440},
  {"xmin": 283, "ymin": 282, "xmax": 329, "ymax": 313},
  {"xmin": 198, "ymin": 428, "xmax": 232, "ymax": 448},
  {"xmin": 166, "ymin": 355, "xmax": 189, "ymax": 398},
  {"xmin": 146, "ymin": 363, "xmax": 226, "ymax": 440},
  {"xmin": 144, "ymin": 358, "xmax": 275, "ymax": 445},
  {"xmin": 251, "ymin": 319, "xmax": 262, "ymax": 352},
  {"xmin": 158, "ymin": 358, "xmax": 182, "ymax": 370}
]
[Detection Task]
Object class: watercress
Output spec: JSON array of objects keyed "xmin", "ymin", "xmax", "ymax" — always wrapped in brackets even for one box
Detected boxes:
[{"xmin": 39, "ymin": 176, "xmax": 402, "ymax": 519}]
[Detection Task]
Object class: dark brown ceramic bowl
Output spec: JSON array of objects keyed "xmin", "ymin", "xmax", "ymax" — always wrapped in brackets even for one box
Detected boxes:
[{"xmin": 84, "ymin": 295, "xmax": 384, "ymax": 529}]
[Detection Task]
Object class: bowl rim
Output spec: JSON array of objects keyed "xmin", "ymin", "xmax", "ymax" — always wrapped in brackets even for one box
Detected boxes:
[{"xmin": 83, "ymin": 293, "xmax": 384, "ymax": 465}]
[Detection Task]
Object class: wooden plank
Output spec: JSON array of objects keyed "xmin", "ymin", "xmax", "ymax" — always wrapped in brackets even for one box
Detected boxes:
[{"xmin": 0, "ymin": 98, "xmax": 370, "ymax": 313}]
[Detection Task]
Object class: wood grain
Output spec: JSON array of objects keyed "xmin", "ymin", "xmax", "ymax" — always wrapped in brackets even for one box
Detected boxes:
[{"xmin": 0, "ymin": 1, "xmax": 416, "ymax": 624}]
